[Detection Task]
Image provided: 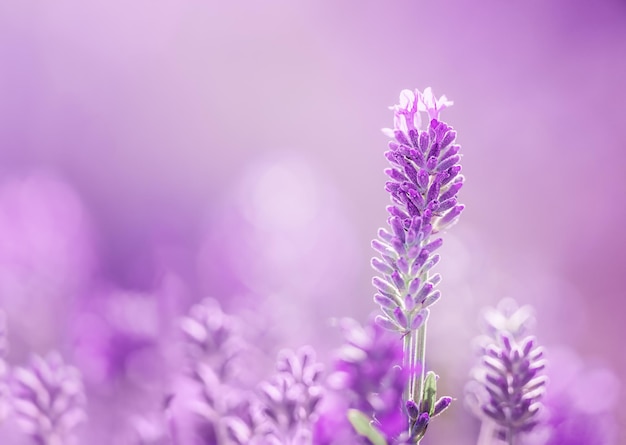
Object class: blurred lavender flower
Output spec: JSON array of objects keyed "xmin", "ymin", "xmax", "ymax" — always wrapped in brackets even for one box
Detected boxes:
[
  {"xmin": 467, "ymin": 299, "xmax": 547, "ymax": 445},
  {"xmin": 372, "ymin": 88, "xmax": 463, "ymax": 441},
  {"xmin": 179, "ymin": 342, "xmax": 323, "ymax": 445},
  {"xmin": 317, "ymin": 317, "xmax": 406, "ymax": 443},
  {"xmin": 179, "ymin": 298, "xmax": 248, "ymax": 444},
  {"xmin": 181, "ymin": 298, "xmax": 246, "ymax": 384},
  {"xmin": 251, "ymin": 347, "xmax": 323, "ymax": 445},
  {"xmin": 12, "ymin": 352, "xmax": 86, "ymax": 445},
  {"xmin": 524, "ymin": 348, "xmax": 620, "ymax": 445}
]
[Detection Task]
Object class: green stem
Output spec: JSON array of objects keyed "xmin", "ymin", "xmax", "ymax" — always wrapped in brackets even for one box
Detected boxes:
[
  {"xmin": 412, "ymin": 320, "xmax": 428, "ymax": 403},
  {"xmin": 403, "ymin": 329, "xmax": 415, "ymax": 402},
  {"xmin": 402, "ymin": 316, "xmax": 429, "ymax": 442}
]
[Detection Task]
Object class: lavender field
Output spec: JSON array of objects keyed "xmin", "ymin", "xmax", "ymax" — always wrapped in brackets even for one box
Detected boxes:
[{"xmin": 0, "ymin": 1, "xmax": 624, "ymax": 444}]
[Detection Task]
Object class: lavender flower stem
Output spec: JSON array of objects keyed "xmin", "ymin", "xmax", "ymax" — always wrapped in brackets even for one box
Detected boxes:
[
  {"xmin": 402, "ymin": 328, "xmax": 415, "ymax": 404},
  {"xmin": 412, "ymin": 321, "xmax": 427, "ymax": 404},
  {"xmin": 476, "ymin": 421, "xmax": 495, "ymax": 445},
  {"xmin": 403, "ymin": 319, "xmax": 427, "ymax": 440},
  {"xmin": 374, "ymin": 88, "xmax": 464, "ymax": 443},
  {"xmin": 477, "ymin": 421, "xmax": 516, "ymax": 445}
]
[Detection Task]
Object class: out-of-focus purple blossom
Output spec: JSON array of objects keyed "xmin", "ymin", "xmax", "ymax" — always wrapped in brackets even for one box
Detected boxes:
[
  {"xmin": 317, "ymin": 317, "xmax": 406, "ymax": 443},
  {"xmin": 181, "ymin": 298, "xmax": 246, "ymax": 383},
  {"xmin": 250, "ymin": 347, "xmax": 323, "ymax": 445},
  {"xmin": 373, "ymin": 88, "xmax": 464, "ymax": 334},
  {"xmin": 467, "ymin": 299, "xmax": 547, "ymax": 444},
  {"xmin": 524, "ymin": 347, "xmax": 620, "ymax": 445},
  {"xmin": 11, "ymin": 352, "xmax": 86, "ymax": 445},
  {"xmin": 179, "ymin": 298, "xmax": 256, "ymax": 445}
]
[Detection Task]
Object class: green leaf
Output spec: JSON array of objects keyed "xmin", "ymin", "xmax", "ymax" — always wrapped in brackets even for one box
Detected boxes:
[
  {"xmin": 347, "ymin": 409, "xmax": 388, "ymax": 445},
  {"xmin": 421, "ymin": 371, "xmax": 438, "ymax": 416}
]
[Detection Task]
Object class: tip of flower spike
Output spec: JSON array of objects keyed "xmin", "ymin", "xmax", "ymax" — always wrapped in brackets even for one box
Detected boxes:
[
  {"xmin": 384, "ymin": 88, "xmax": 454, "ymax": 137},
  {"xmin": 482, "ymin": 298, "xmax": 536, "ymax": 339}
]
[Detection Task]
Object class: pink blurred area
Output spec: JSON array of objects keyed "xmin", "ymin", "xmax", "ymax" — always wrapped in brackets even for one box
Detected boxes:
[{"xmin": 0, "ymin": 0, "xmax": 625, "ymax": 443}]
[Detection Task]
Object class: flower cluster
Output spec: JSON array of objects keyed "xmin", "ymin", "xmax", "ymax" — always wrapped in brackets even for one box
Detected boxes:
[
  {"xmin": 180, "ymin": 299, "xmax": 325, "ymax": 445},
  {"xmin": 180, "ymin": 298, "xmax": 252, "ymax": 444},
  {"xmin": 325, "ymin": 318, "xmax": 406, "ymax": 441},
  {"xmin": 373, "ymin": 88, "xmax": 464, "ymax": 334},
  {"xmin": 0, "ymin": 87, "xmax": 608, "ymax": 445},
  {"xmin": 12, "ymin": 352, "xmax": 86, "ymax": 445},
  {"xmin": 368, "ymin": 88, "xmax": 464, "ymax": 442},
  {"xmin": 253, "ymin": 347, "xmax": 324, "ymax": 445},
  {"xmin": 467, "ymin": 299, "xmax": 547, "ymax": 444}
]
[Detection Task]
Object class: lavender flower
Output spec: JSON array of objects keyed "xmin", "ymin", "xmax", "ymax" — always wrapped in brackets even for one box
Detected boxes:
[
  {"xmin": 525, "ymin": 347, "xmax": 619, "ymax": 445},
  {"xmin": 371, "ymin": 88, "xmax": 463, "ymax": 440},
  {"xmin": 181, "ymin": 298, "xmax": 246, "ymax": 383},
  {"xmin": 320, "ymin": 317, "xmax": 406, "ymax": 442},
  {"xmin": 373, "ymin": 88, "xmax": 464, "ymax": 335},
  {"xmin": 252, "ymin": 347, "xmax": 323, "ymax": 445},
  {"xmin": 11, "ymin": 352, "xmax": 86, "ymax": 445},
  {"xmin": 467, "ymin": 299, "xmax": 547, "ymax": 445},
  {"xmin": 180, "ymin": 298, "xmax": 252, "ymax": 444}
]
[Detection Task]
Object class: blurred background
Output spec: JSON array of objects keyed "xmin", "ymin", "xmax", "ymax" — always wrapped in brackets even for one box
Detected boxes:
[{"xmin": 0, "ymin": 0, "xmax": 624, "ymax": 443}]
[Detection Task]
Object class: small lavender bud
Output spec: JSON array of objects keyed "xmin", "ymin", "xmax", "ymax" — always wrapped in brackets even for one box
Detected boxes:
[
  {"xmin": 410, "ymin": 412, "xmax": 430, "ymax": 441},
  {"xmin": 406, "ymin": 400, "xmax": 419, "ymax": 420},
  {"xmin": 432, "ymin": 396, "xmax": 452, "ymax": 417}
]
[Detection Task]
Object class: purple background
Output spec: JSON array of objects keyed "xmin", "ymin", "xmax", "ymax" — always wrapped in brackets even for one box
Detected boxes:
[{"xmin": 0, "ymin": 0, "xmax": 624, "ymax": 443}]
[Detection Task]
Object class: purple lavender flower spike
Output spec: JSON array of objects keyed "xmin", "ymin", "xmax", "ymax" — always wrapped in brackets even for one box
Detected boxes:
[
  {"xmin": 180, "ymin": 298, "xmax": 254, "ymax": 444},
  {"xmin": 374, "ymin": 88, "xmax": 463, "ymax": 334},
  {"xmin": 181, "ymin": 298, "xmax": 246, "ymax": 383},
  {"xmin": 12, "ymin": 352, "xmax": 86, "ymax": 445},
  {"xmin": 467, "ymin": 299, "xmax": 547, "ymax": 445},
  {"xmin": 374, "ymin": 88, "xmax": 463, "ymax": 441},
  {"xmin": 254, "ymin": 347, "xmax": 324, "ymax": 445}
]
